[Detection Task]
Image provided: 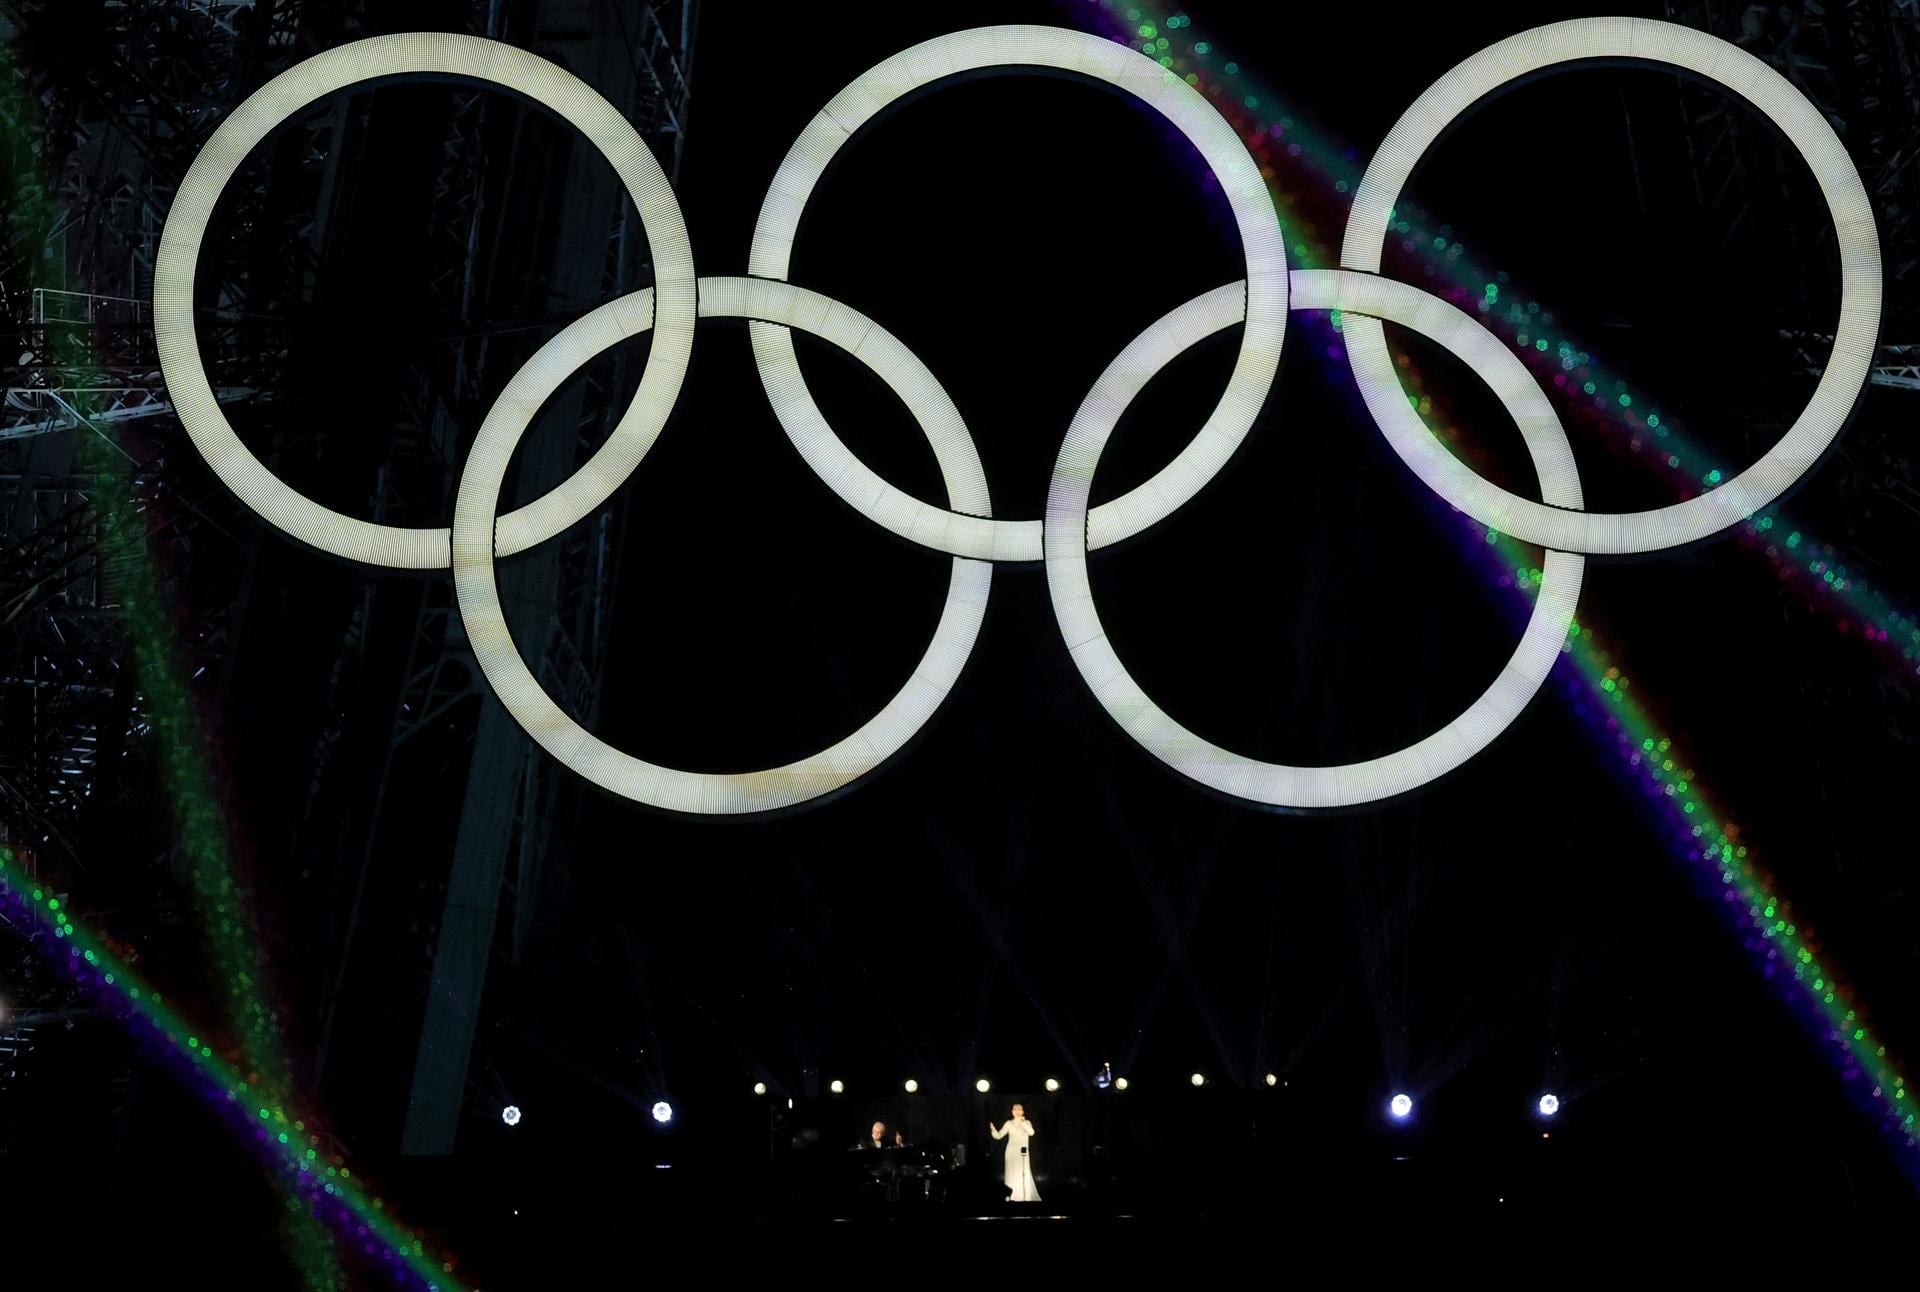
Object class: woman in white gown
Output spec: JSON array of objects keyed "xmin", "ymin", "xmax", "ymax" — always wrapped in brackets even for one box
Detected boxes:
[{"xmin": 988, "ymin": 1104, "xmax": 1040, "ymax": 1202}]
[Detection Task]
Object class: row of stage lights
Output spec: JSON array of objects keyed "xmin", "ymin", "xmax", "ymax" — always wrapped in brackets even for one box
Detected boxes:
[
  {"xmin": 1389, "ymin": 1092, "xmax": 1561, "ymax": 1121},
  {"xmin": 778, "ymin": 1076, "xmax": 1120, "ymax": 1096},
  {"xmin": 499, "ymin": 1088, "xmax": 1568, "ymax": 1129},
  {"xmin": 753, "ymin": 1079, "xmax": 1567, "ymax": 1122},
  {"xmin": 767, "ymin": 1073, "xmax": 1256, "ymax": 1096},
  {"xmin": 501, "ymin": 1100, "xmax": 677, "ymax": 1128}
]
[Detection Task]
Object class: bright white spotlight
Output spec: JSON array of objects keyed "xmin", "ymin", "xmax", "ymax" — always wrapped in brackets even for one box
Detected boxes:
[
  {"xmin": 904, "ymin": 1079, "xmax": 919, "ymax": 1094},
  {"xmin": 1190, "ymin": 1072, "xmax": 1206, "ymax": 1088},
  {"xmin": 501, "ymin": 1105, "xmax": 521, "ymax": 1127},
  {"xmin": 829, "ymin": 1080, "xmax": 844, "ymax": 1094},
  {"xmin": 1264, "ymin": 1073, "xmax": 1278, "ymax": 1087},
  {"xmin": 975, "ymin": 1078, "xmax": 991, "ymax": 1094},
  {"xmin": 1538, "ymin": 1093, "xmax": 1560, "ymax": 1117},
  {"xmin": 752, "ymin": 1082, "xmax": 767, "ymax": 1096},
  {"xmin": 1389, "ymin": 1093, "xmax": 1413, "ymax": 1120},
  {"xmin": 651, "ymin": 1101, "xmax": 673, "ymax": 1124},
  {"xmin": 1114, "ymin": 1077, "xmax": 1129, "ymax": 1091},
  {"xmin": 1044, "ymin": 1078, "xmax": 1060, "ymax": 1093}
]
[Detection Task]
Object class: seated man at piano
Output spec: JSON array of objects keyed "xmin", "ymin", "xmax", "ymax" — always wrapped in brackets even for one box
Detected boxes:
[{"xmin": 857, "ymin": 1120, "xmax": 887, "ymax": 1151}]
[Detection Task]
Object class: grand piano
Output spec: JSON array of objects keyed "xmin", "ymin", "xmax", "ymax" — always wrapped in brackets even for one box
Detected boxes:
[{"xmin": 848, "ymin": 1141, "xmax": 958, "ymax": 1204}]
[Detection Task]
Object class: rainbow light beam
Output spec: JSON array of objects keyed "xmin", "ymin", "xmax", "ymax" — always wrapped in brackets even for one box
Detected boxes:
[
  {"xmin": 1081, "ymin": 0, "xmax": 1920, "ymax": 677},
  {"xmin": 0, "ymin": 844, "xmax": 473, "ymax": 1290},
  {"xmin": 0, "ymin": 36, "xmax": 342, "ymax": 1283},
  {"xmin": 1072, "ymin": 0, "xmax": 1919, "ymax": 1178}
]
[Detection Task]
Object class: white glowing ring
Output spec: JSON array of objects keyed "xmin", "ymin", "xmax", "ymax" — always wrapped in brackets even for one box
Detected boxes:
[
  {"xmin": 1045, "ymin": 269, "xmax": 1585, "ymax": 809},
  {"xmin": 747, "ymin": 25, "xmax": 1288, "ymax": 562},
  {"xmin": 1339, "ymin": 16, "xmax": 1881, "ymax": 555},
  {"xmin": 159, "ymin": 21, "xmax": 1877, "ymax": 817},
  {"xmin": 452, "ymin": 277, "xmax": 991, "ymax": 814},
  {"xmin": 153, "ymin": 33, "xmax": 698, "ymax": 570}
]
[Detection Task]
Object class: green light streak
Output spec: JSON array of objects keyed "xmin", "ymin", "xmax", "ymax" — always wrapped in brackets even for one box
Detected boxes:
[
  {"xmin": 1083, "ymin": 0, "xmax": 1919, "ymax": 1170},
  {"xmin": 1381, "ymin": 263, "xmax": 1917, "ymax": 1165},
  {"xmin": 0, "ymin": 39, "xmax": 342, "ymax": 1285},
  {"xmin": 1563, "ymin": 611, "xmax": 1911, "ymax": 1137},
  {"xmin": 1090, "ymin": 1, "xmax": 1920, "ymax": 672},
  {"xmin": 0, "ymin": 845, "xmax": 471, "ymax": 1291}
]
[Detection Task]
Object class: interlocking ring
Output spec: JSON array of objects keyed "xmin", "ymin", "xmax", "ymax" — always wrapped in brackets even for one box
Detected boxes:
[
  {"xmin": 156, "ymin": 21, "xmax": 1880, "ymax": 814},
  {"xmin": 746, "ymin": 26, "xmax": 1289, "ymax": 563},
  {"xmin": 453, "ymin": 277, "xmax": 994, "ymax": 813},
  {"xmin": 153, "ymin": 33, "xmax": 699, "ymax": 570},
  {"xmin": 1337, "ymin": 18, "xmax": 1881, "ymax": 554}
]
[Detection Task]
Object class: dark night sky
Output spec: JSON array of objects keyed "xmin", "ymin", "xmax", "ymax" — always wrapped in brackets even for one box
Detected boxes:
[
  {"xmin": 426, "ymin": 0, "xmax": 1912, "ymax": 1192},
  {"xmin": 108, "ymin": 0, "xmax": 1920, "ymax": 1229}
]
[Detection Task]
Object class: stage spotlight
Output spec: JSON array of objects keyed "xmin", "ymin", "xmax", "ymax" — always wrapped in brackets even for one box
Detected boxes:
[
  {"xmin": 904, "ymin": 1079, "xmax": 919, "ymax": 1094},
  {"xmin": 651, "ymin": 1101, "xmax": 673, "ymax": 1125},
  {"xmin": 752, "ymin": 1082, "xmax": 767, "ymax": 1096},
  {"xmin": 1538, "ymin": 1093, "xmax": 1560, "ymax": 1117},
  {"xmin": 1265, "ymin": 1073, "xmax": 1278, "ymax": 1087},
  {"xmin": 975, "ymin": 1078, "xmax": 991, "ymax": 1094},
  {"xmin": 1045, "ymin": 1078, "xmax": 1060, "ymax": 1093},
  {"xmin": 1190, "ymin": 1072, "xmax": 1206, "ymax": 1087},
  {"xmin": 1114, "ymin": 1077, "xmax": 1129, "ymax": 1091},
  {"xmin": 1389, "ymin": 1093, "xmax": 1413, "ymax": 1120},
  {"xmin": 829, "ymin": 1080, "xmax": 844, "ymax": 1094},
  {"xmin": 501, "ymin": 1105, "xmax": 521, "ymax": 1127}
]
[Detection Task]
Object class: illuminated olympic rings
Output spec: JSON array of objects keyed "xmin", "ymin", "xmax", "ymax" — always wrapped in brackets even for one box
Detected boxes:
[{"xmin": 154, "ymin": 21, "xmax": 1879, "ymax": 814}]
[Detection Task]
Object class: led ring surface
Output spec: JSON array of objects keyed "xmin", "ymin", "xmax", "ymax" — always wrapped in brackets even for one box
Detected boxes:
[
  {"xmin": 452, "ymin": 277, "xmax": 992, "ymax": 815},
  {"xmin": 1339, "ymin": 16, "xmax": 1881, "ymax": 555},
  {"xmin": 157, "ymin": 20, "xmax": 1879, "ymax": 814},
  {"xmin": 153, "ymin": 32, "xmax": 699, "ymax": 570},
  {"xmin": 747, "ymin": 25, "xmax": 1288, "ymax": 562},
  {"xmin": 1045, "ymin": 268, "xmax": 1586, "ymax": 810}
]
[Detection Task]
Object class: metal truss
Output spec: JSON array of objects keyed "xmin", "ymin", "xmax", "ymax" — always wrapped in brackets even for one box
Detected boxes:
[
  {"xmin": 2, "ymin": 289, "xmax": 260, "ymax": 446},
  {"xmin": 1781, "ymin": 330, "xmax": 1920, "ymax": 392},
  {"xmin": 399, "ymin": 0, "xmax": 696, "ymax": 1156},
  {"xmin": 1870, "ymin": 343, "xmax": 1920, "ymax": 391},
  {"xmin": 0, "ymin": 0, "xmax": 321, "ymax": 865},
  {"xmin": 1665, "ymin": 0, "xmax": 1920, "ymax": 318},
  {"xmin": 2, "ymin": 0, "xmax": 693, "ymax": 1155}
]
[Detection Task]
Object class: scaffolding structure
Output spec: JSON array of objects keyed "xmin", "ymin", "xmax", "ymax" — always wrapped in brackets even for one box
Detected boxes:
[
  {"xmin": 0, "ymin": 0, "xmax": 697, "ymax": 1160},
  {"xmin": 1660, "ymin": 0, "xmax": 1920, "ymax": 601}
]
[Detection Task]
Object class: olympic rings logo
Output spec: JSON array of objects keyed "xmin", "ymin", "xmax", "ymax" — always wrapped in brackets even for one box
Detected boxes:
[{"xmin": 154, "ymin": 21, "xmax": 1880, "ymax": 814}]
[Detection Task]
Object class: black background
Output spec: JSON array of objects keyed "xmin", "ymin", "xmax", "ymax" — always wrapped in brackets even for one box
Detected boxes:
[{"xmin": 9, "ymin": 0, "xmax": 1920, "ymax": 1281}]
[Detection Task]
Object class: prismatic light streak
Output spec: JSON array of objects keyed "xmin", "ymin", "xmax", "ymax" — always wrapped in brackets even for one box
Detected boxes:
[
  {"xmin": 1077, "ymin": 0, "xmax": 1917, "ymax": 1172},
  {"xmin": 0, "ymin": 845, "xmax": 471, "ymax": 1291},
  {"xmin": 0, "ymin": 42, "xmax": 345, "ymax": 1285},
  {"xmin": 1081, "ymin": 0, "xmax": 1920, "ymax": 670},
  {"xmin": 1355, "ymin": 293, "xmax": 1916, "ymax": 1169}
]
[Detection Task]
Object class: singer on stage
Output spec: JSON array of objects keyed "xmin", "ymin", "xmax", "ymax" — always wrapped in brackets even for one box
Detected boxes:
[{"xmin": 988, "ymin": 1103, "xmax": 1040, "ymax": 1202}]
